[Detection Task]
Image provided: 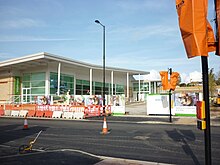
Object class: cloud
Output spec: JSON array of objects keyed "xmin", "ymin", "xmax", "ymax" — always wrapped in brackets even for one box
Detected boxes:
[
  {"xmin": 0, "ymin": 35, "xmax": 77, "ymax": 42},
  {"xmin": 180, "ymin": 73, "xmax": 190, "ymax": 83},
  {"xmin": 0, "ymin": 18, "xmax": 45, "ymax": 29},
  {"xmin": 142, "ymin": 70, "xmax": 161, "ymax": 81},
  {"xmin": 189, "ymin": 71, "xmax": 202, "ymax": 82},
  {"xmin": 116, "ymin": 0, "xmax": 169, "ymax": 11},
  {"xmin": 180, "ymin": 71, "xmax": 202, "ymax": 83},
  {"xmin": 110, "ymin": 25, "xmax": 178, "ymax": 42}
]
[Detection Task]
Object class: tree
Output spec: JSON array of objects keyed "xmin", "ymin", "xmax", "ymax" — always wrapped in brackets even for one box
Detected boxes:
[
  {"xmin": 216, "ymin": 70, "xmax": 220, "ymax": 85},
  {"xmin": 209, "ymin": 68, "xmax": 216, "ymax": 97}
]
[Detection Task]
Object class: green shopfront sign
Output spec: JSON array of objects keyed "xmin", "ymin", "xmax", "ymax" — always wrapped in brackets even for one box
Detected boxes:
[{"xmin": 14, "ymin": 77, "xmax": 21, "ymax": 95}]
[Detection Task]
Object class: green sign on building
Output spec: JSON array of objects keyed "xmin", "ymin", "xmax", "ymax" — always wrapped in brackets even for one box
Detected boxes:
[{"xmin": 14, "ymin": 77, "xmax": 21, "ymax": 95}]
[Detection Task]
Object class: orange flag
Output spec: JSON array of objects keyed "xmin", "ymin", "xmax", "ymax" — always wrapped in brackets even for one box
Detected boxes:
[
  {"xmin": 216, "ymin": 0, "xmax": 220, "ymax": 55},
  {"xmin": 176, "ymin": 0, "xmax": 216, "ymax": 58}
]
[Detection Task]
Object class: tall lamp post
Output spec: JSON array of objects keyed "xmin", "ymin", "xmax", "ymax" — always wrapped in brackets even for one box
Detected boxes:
[{"xmin": 95, "ymin": 20, "xmax": 106, "ymax": 114}]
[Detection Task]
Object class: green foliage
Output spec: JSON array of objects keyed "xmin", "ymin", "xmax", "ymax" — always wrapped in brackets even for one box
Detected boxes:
[
  {"xmin": 209, "ymin": 68, "xmax": 216, "ymax": 97},
  {"xmin": 216, "ymin": 70, "xmax": 220, "ymax": 85}
]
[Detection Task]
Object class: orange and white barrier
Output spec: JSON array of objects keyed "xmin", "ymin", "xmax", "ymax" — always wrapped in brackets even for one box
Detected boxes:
[
  {"xmin": 84, "ymin": 105, "xmax": 101, "ymax": 118},
  {"xmin": 11, "ymin": 110, "xmax": 20, "ymax": 117},
  {"xmin": 27, "ymin": 110, "xmax": 36, "ymax": 117},
  {"xmin": 4, "ymin": 110, "xmax": 11, "ymax": 116},
  {"xmin": 0, "ymin": 110, "xmax": 4, "ymax": 116},
  {"xmin": 73, "ymin": 112, "xmax": 84, "ymax": 119},
  {"xmin": 52, "ymin": 111, "xmax": 63, "ymax": 118},
  {"xmin": 44, "ymin": 111, "xmax": 53, "ymax": 118},
  {"xmin": 35, "ymin": 110, "xmax": 44, "ymax": 117},
  {"xmin": 19, "ymin": 110, "xmax": 29, "ymax": 117},
  {"xmin": 0, "ymin": 104, "xmax": 112, "ymax": 119},
  {"xmin": 63, "ymin": 112, "xmax": 74, "ymax": 119}
]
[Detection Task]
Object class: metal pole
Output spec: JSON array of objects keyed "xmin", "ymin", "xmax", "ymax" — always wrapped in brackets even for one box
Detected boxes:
[
  {"xmin": 169, "ymin": 89, "xmax": 172, "ymax": 123},
  {"xmin": 95, "ymin": 20, "xmax": 106, "ymax": 114},
  {"xmin": 201, "ymin": 56, "xmax": 212, "ymax": 165},
  {"xmin": 57, "ymin": 62, "xmax": 61, "ymax": 96},
  {"xmin": 168, "ymin": 68, "xmax": 172, "ymax": 123},
  {"xmin": 103, "ymin": 25, "xmax": 106, "ymax": 114}
]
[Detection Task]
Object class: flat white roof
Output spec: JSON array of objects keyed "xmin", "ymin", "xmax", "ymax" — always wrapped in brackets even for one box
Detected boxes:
[{"xmin": 0, "ymin": 52, "xmax": 149, "ymax": 75}]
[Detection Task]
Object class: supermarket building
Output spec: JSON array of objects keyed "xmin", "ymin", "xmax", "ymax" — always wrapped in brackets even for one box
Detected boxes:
[{"xmin": 0, "ymin": 52, "xmax": 161, "ymax": 104}]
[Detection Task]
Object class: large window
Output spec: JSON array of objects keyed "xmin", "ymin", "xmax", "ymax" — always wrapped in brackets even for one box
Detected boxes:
[
  {"xmin": 76, "ymin": 79, "xmax": 124, "ymax": 95},
  {"xmin": 76, "ymin": 79, "xmax": 90, "ymax": 95},
  {"xmin": 133, "ymin": 82, "xmax": 149, "ymax": 93},
  {"xmin": 50, "ymin": 72, "xmax": 74, "ymax": 95},
  {"xmin": 23, "ymin": 72, "xmax": 45, "ymax": 93},
  {"xmin": 22, "ymin": 72, "xmax": 45, "ymax": 103}
]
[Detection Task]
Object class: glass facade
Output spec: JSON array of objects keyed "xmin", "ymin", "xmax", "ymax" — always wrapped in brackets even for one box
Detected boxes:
[
  {"xmin": 76, "ymin": 79, "xmax": 125, "ymax": 95},
  {"xmin": 50, "ymin": 72, "xmax": 74, "ymax": 95},
  {"xmin": 21, "ymin": 71, "xmax": 125, "ymax": 103},
  {"xmin": 22, "ymin": 72, "xmax": 45, "ymax": 102},
  {"xmin": 133, "ymin": 82, "xmax": 149, "ymax": 94}
]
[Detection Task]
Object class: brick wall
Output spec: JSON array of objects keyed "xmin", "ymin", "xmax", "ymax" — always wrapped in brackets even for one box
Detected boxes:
[{"xmin": 0, "ymin": 77, "xmax": 13, "ymax": 104}]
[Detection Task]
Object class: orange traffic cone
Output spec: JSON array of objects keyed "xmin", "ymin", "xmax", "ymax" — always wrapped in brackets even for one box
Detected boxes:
[
  {"xmin": 23, "ymin": 116, "xmax": 29, "ymax": 130},
  {"xmin": 101, "ymin": 116, "xmax": 109, "ymax": 134}
]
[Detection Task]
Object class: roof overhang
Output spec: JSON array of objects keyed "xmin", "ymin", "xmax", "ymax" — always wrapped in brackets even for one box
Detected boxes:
[{"xmin": 0, "ymin": 52, "xmax": 149, "ymax": 75}]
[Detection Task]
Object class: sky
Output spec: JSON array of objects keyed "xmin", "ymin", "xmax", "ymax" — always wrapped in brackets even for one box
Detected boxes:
[{"xmin": 0, "ymin": 0, "xmax": 219, "ymax": 83}]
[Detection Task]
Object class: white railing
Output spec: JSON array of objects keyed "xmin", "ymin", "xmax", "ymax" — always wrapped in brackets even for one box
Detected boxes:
[{"xmin": 6, "ymin": 95, "xmax": 21, "ymax": 104}]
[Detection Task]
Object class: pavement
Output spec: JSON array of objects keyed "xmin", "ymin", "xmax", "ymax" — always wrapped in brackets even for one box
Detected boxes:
[{"xmin": 87, "ymin": 113, "xmax": 220, "ymax": 127}]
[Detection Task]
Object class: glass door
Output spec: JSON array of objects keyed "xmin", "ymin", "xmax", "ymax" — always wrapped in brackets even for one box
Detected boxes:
[{"xmin": 22, "ymin": 88, "xmax": 31, "ymax": 103}]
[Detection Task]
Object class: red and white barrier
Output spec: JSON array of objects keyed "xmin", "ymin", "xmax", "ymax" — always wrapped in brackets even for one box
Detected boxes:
[
  {"xmin": 1, "ymin": 104, "xmax": 111, "ymax": 119},
  {"xmin": 19, "ymin": 110, "xmax": 28, "ymax": 117}
]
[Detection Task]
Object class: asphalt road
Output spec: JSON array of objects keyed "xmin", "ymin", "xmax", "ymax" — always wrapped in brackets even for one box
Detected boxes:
[{"xmin": 0, "ymin": 117, "xmax": 220, "ymax": 165}]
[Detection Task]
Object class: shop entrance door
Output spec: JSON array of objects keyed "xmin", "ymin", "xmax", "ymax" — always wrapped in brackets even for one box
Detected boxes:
[{"xmin": 22, "ymin": 88, "xmax": 31, "ymax": 103}]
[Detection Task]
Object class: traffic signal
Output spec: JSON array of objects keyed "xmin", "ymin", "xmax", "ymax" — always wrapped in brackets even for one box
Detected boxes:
[
  {"xmin": 197, "ymin": 120, "xmax": 206, "ymax": 130},
  {"xmin": 196, "ymin": 101, "xmax": 206, "ymax": 130},
  {"xmin": 170, "ymin": 72, "xmax": 179, "ymax": 90},
  {"xmin": 160, "ymin": 71, "xmax": 169, "ymax": 90},
  {"xmin": 196, "ymin": 101, "xmax": 205, "ymax": 120}
]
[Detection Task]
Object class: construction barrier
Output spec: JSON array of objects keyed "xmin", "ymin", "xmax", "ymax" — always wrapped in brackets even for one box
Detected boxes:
[
  {"xmin": 44, "ymin": 111, "xmax": 53, "ymax": 118},
  {"xmin": 27, "ymin": 110, "xmax": 36, "ymax": 117},
  {"xmin": 84, "ymin": 105, "xmax": 100, "ymax": 118},
  {"xmin": 22, "ymin": 104, "xmax": 36, "ymax": 111},
  {"xmin": 19, "ymin": 110, "xmax": 28, "ymax": 117},
  {"xmin": 11, "ymin": 110, "xmax": 20, "ymax": 117},
  {"xmin": 70, "ymin": 106, "xmax": 85, "ymax": 112},
  {"xmin": 63, "ymin": 112, "xmax": 74, "ymax": 119},
  {"xmin": 4, "ymin": 110, "xmax": 11, "ymax": 116},
  {"xmin": 99, "ymin": 105, "xmax": 112, "ymax": 116},
  {"xmin": 35, "ymin": 110, "xmax": 44, "ymax": 117},
  {"xmin": 0, "ymin": 104, "xmax": 112, "ymax": 119},
  {"xmin": 0, "ymin": 105, "xmax": 4, "ymax": 110},
  {"xmin": 73, "ymin": 112, "xmax": 84, "ymax": 119},
  {"xmin": 52, "ymin": 111, "xmax": 63, "ymax": 118},
  {"xmin": 0, "ymin": 110, "xmax": 4, "ymax": 116}
]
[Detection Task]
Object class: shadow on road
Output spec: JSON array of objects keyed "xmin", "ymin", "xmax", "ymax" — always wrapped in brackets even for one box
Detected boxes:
[
  {"xmin": 166, "ymin": 129, "xmax": 200, "ymax": 165},
  {"xmin": 0, "ymin": 124, "xmax": 48, "ymax": 144}
]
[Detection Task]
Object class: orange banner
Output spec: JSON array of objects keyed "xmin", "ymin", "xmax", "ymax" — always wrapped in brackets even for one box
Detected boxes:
[
  {"xmin": 176, "ymin": 0, "xmax": 216, "ymax": 58},
  {"xmin": 216, "ymin": 0, "xmax": 220, "ymax": 55}
]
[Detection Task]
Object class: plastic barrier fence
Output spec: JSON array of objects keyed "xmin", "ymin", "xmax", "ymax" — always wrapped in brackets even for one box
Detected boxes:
[
  {"xmin": 19, "ymin": 110, "xmax": 28, "ymax": 117},
  {"xmin": 44, "ymin": 111, "xmax": 53, "ymax": 118},
  {"xmin": 27, "ymin": 110, "xmax": 36, "ymax": 117},
  {"xmin": 0, "ymin": 110, "xmax": 4, "ymax": 116},
  {"xmin": 0, "ymin": 104, "xmax": 111, "ymax": 119},
  {"xmin": 11, "ymin": 110, "xmax": 20, "ymax": 117},
  {"xmin": 63, "ymin": 112, "xmax": 74, "ymax": 119},
  {"xmin": 84, "ymin": 105, "xmax": 101, "ymax": 118}
]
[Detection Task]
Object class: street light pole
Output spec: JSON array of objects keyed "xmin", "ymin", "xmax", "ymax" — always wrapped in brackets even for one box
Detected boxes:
[
  {"xmin": 95, "ymin": 20, "xmax": 106, "ymax": 114},
  {"xmin": 168, "ymin": 68, "xmax": 172, "ymax": 123}
]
